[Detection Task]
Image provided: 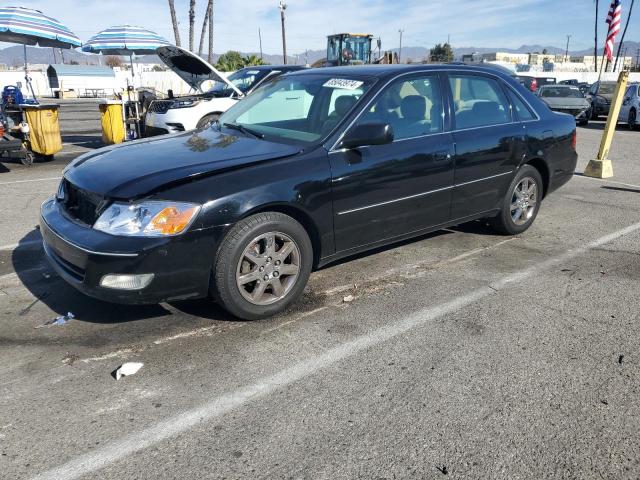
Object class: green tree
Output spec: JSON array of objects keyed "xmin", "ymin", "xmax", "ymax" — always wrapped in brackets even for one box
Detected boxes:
[
  {"xmin": 429, "ymin": 43, "xmax": 454, "ymax": 63},
  {"xmin": 242, "ymin": 54, "xmax": 266, "ymax": 67},
  {"xmin": 216, "ymin": 50, "xmax": 244, "ymax": 71}
]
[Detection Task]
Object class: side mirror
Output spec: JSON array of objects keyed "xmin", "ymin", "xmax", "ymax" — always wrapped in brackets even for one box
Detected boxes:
[{"xmin": 341, "ymin": 123, "xmax": 394, "ymax": 149}]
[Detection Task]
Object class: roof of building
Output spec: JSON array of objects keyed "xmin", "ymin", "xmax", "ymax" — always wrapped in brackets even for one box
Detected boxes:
[{"xmin": 46, "ymin": 64, "xmax": 115, "ymax": 77}]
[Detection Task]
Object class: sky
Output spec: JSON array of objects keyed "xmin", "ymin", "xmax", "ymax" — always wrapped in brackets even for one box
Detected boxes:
[{"xmin": 10, "ymin": 0, "xmax": 640, "ymax": 55}]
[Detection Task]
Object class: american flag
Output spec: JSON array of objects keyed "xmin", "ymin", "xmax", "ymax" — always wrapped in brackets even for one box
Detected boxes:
[{"xmin": 604, "ymin": 0, "xmax": 623, "ymax": 62}]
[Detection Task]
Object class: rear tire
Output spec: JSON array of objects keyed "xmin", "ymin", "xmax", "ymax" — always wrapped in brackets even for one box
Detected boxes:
[
  {"xmin": 212, "ymin": 212, "xmax": 313, "ymax": 320},
  {"xmin": 578, "ymin": 118, "xmax": 589, "ymax": 127},
  {"xmin": 489, "ymin": 165, "xmax": 543, "ymax": 235},
  {"xmin": 196, "ymin": 113, "xmax": 220, "ymax": 130}
]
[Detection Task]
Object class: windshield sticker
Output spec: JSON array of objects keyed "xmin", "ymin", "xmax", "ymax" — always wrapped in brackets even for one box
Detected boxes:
[
  {"xmin": 323, "ymin": 78, "xmax": 364, "ymax": 90},
  {"xmin": 246, "ymin": 70, "xmax": 260, "ymax": 75}
]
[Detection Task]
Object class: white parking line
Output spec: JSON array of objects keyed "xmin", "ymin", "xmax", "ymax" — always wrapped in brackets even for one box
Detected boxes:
[
  {"xmin": 0, "ymin": 176, "xmax": 61, "ymax": 186},
  {"xmin": 29, "ymin": 220, "xmax": 640, "ymax": 480},
  {"xmin": 574, "ymin": 173, "xmax": 640, "ymax": 190}
]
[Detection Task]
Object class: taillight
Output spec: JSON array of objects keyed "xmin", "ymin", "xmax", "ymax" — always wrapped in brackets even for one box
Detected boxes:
[
  {"xmin": 531, "ymin": 79, "xmax": 538, "ymax": 92},
  {"xmin": 571, "ymin": 129, "xmax": 577, "ymax": 150}
]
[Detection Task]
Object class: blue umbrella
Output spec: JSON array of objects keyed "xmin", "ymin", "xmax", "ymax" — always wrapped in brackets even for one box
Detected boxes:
[
  {"xmin": 0, "ymin": 6, "xmax": 81, "ymax": 99},
  {"xmin": 83, "ymin": 25, "xmax": 170, "ymax": 85}
]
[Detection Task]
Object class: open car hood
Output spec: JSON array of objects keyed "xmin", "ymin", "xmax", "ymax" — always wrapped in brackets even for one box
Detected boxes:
[{"xmin": 156, "ymin": 45, "xmax": 243, "ymax": 97}]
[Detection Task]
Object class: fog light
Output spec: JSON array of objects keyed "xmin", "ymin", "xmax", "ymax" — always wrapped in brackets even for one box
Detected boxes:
[{"xmin": 100, "ymin": 273, "xmax": 154, "ymax": 290}]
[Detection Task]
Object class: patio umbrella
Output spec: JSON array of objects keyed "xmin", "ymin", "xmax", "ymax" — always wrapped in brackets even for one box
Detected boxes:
[
  {"xmin": 0, "ymin": 6, "xmax": 81, "ymax": 100},
  {"xmin": 82, "ymin": 25, "xmax": 170, "ymax": 85}
]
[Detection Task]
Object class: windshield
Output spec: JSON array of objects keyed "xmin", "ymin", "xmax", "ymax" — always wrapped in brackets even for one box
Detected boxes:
[
  {"xmin": 207, "ymin": 69, "xmax": 270, "ymax": 95},
  {"xmin": 541, "ymin": 87, "xmax": 584, "ymax": 98},
  {"xmin": 218, "ymin": 74, "xmax": 375, "ymax": 145},
  {"xmin": 597, "ymin": 83, "xmax": 616, "ymax": 95},
  {"xmin": 327, "ymin": 35, "xmax": 371, "ymax": 65}
]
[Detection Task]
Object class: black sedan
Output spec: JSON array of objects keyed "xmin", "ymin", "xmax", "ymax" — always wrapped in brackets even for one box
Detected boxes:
[{"xmin": 41, "ymin": 65, "xmax": 577, "ymax": 319}]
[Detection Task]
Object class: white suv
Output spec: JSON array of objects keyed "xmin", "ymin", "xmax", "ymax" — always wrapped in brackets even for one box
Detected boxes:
[
  {"xmin": 619, "ymin": 83, "xmax": 639, "ymax": 130},
  {"xmin": 145, "ymin": 46, "xmax": 304, "ymax": 136}
]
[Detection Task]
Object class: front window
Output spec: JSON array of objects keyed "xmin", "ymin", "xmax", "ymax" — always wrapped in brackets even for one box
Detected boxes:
[
  {"xmin": 218, "ymin": 74, "xmax": 375, "ymax": 145},
  {"xmin": 358, "ymin": 75, "xmax": 444, "ymax": 139},
  {"xmin": 206, "ymin": 69, "xmax": 270, "ymax": 96}
]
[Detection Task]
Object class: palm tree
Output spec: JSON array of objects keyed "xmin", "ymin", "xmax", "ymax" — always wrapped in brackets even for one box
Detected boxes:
[
  {"xmin": 168, "ymin": 0, "xmax": 181, "ymax": 47},
  {"xmin": 594, "ymin": 0, "xmax": 599, "ymax": 72},
  {"xmin": 243, "ymin": 54, "xmax": 266, "ymax": 67},
  {"xmin": 188, "ymin": 0, "xmax": 196, "ymax": 52},
  {"xmin": 208, "ymin": 0, "xmax": 214, "ymax": 63},
  {"xmin": 614, "ymin": 0, "xmax": 635, "ymax": 70},
  {"xmin": 198, "ymin": 0, "xmax": 213, "ymax": 56}
]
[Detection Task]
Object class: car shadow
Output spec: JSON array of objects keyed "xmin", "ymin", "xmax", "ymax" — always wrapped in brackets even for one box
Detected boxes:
[
  {"xmin": 12, "ymin": 230, "xmax": 173, "ymax": 324},
  {"xmin": 319, "ymin": 229, "xmax": 454, "ymax": 270}
]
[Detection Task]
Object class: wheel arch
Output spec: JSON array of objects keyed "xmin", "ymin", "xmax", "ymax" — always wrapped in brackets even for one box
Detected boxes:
[
  {"xmin": 523, "ymin": 157, "xmax": 550, "ymax": 198},
  {"xmin": 241, "ymin": 203, "xmax": 323, "ymax": 268}
]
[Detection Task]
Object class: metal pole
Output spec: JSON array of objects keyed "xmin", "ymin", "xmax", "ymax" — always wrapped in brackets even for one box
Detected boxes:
[
  {"xmin": 595, "ymin": 0, "xmax": 599, "ymax": 72},
  {"xmin": 614, "ymin": 0, "xmax": 635, "ymax": 72},
  {"xmin": 584, "ymin": 70, "xmax": 629, "ymax": 178},
  {"xmin": 259, "ymin": 28, "xmax": 263, "ymax": 60},
  {"xmin": 279, "ymin": 1, "xmax": 287, "ymax": 64},
  {"xmin": 398, "ymin": 29, "xmax": 404, "ymax": 63},
  {"xmin": 23, "ymin": 44, "xmax": 37, "ymax": 101},
  {"xmin": 565, "ymin": 35, "xmax": 572, "ymax": 62}
]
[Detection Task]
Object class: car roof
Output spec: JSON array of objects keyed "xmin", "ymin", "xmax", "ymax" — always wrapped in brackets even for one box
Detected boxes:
[
  {"xmin": 285, "ymin": 63, "xmax": 517, "ymax": 81},
  {"xmin": 244, "ymin": 65, "xmax": 306, "ymax": 71}
]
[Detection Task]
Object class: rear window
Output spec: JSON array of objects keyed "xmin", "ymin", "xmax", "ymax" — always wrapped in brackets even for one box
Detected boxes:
[{"xmin": 507, "ymin": 90, "xmax": 536, "ymax": 121}]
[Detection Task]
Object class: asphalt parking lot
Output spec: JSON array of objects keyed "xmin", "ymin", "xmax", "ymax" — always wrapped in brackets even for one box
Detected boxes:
[{"xmin": 1, "ymin": 115, "xmax": 640, "ymax": 479}]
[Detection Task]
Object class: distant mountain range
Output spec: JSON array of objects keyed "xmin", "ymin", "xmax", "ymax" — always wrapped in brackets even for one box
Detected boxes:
[{"xmin": 0, "ymin": 42, "xmax": 638, "ymax": 68}]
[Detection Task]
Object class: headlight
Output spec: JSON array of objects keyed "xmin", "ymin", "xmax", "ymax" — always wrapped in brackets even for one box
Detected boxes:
[
  {"xmin": 171, "ymin": 99, "xmax": 200, "ymax": 109},
  {"xmin": 93, "ymin": 201, "xmax": 201, "ymax": 237}
]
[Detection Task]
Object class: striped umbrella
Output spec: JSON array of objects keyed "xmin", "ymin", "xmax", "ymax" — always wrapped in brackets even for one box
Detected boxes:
[
  {"xmin": 0, "ymin": 6, "xmax": 81, "ymax": 100},
  {"xmin": 82, "ymin": 25, "xmax": 170, "ymax": 56},
  {"xmin": 0, "ymin": 6, "xmax": 81, "ymax": 48}
]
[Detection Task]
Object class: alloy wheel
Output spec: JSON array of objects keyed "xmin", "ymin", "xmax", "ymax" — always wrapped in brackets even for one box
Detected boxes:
[
  {"xmin": 510, "ymin": 177, "xmax": 538, "ymax": 226},
  {"xmin": 236, "ymin": 232, "xmax": 301, "ymax": 306}
]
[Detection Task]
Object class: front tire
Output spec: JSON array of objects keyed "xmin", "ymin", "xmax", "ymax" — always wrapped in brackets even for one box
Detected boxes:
[
  {"xmin": 628, "ymin": 109, "xmax": 637, "ymax": 131},
  {"xmin": 489, "ymin": 165, "xmax": 543, "ymax": 235},
  {"xmin": 196, "ymin": 113, "xmax": 220, "ymax": 130},
  {"xmin": 212, "ymin": 212, "xmax": 313, "ymax": 320}
]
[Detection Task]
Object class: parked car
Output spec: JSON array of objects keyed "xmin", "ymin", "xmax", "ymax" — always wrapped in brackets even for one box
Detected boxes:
[
  {"xmin": 618, "ymin": 82, "xmax": 639, "ymax": 130},
  {"xmin": 537, "ymin": 85, "xmax": 591, "ymax": 126},
  {"xmin": 587, "ymin": 81, "xmax": 617, "ymax": 119},
  {"xmin": 144, "ymin": 45, "xmax": 305, "ymax": 136},
  {"xmin": 514, "ymin": 75, "xmax": 557, "ymax": 93},
  {"xmin": 41, "ymin": 65, "xmax": 577, "ymax": 320}
]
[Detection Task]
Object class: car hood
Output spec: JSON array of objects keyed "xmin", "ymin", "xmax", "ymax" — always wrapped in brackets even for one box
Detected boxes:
[
  {"xmin": 63, "ymin": 130, "xmax": 301, "ymax": 199},
  {"xmin": 156, "ymin": 45, "xmax": 243, "ymax": 96},
  {"xmin": 541, "ymin": 97, "xmax": 589, "ymax": 108}
]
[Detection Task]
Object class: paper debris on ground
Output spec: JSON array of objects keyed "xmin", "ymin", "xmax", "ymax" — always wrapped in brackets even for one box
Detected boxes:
[
  {"xmin": 35, "ymin": 312, "xmax": 75, "ymax": 328},
  {"xmin": 114, "ymin": 362, "xmax": 144, "ymax": 380}
]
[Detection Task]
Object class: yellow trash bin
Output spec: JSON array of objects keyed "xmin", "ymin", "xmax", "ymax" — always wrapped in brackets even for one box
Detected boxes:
[
  {"xmin": 100, "ymin": 101, "xmax": 125, "ymax": 145},
  {"xmin": 22, "ymin": 104, "xmax": 63, "ymax": 156}
]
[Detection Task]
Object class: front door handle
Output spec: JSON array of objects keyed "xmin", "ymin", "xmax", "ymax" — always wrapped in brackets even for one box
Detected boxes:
[{"xmin": 433, "ymin": 151, "xmax": 452, "ymax": 164}]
